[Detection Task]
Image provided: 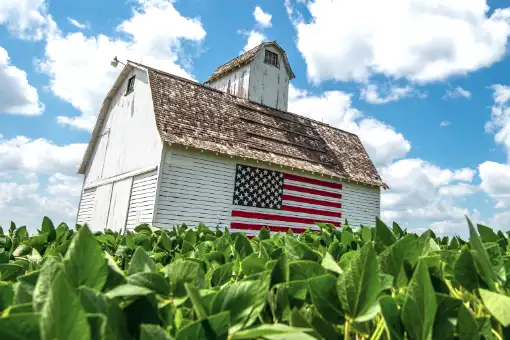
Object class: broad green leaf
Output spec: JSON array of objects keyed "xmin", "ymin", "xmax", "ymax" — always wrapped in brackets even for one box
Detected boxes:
[
  {"xmin": 379, "ymin": 296, "xmax": 404, "ymax": 340},
  {"xmin": 40, "ymin": 271, "xmax": 91, "ymax": 340},
  {"xmin": 337, "ymin": 242, "xmax": 380, "ymax": 320},
  {"xmin": 64, "ymin": 225, "xmax": 108, "ymax": 290},
  {"xmin": 104, "ymin": 253, "xmax": 127, "ymax": 290},
  {"xmin": 184, "ymin": 229, "xmax": 197, "ymax": 245},
  {"xmin": 79, "ymin": 287, "xmax": 130, "ymax": 340},
  {"xmin": 401, "ymin": 260, "xmax": 437, "ymax": 340},
  {"xmin": 341, "ymin": 230, "xmax": 354, "ymax": 247},
  {"xmin": 231, "ymin": 324, "xmax": 315, "ymax": 339},
  {"xmin": 164, "ymin": 259, "xmax": 206, "ymax": 297},
  {"xmin": 458, "ymin": 303, "xmax": 479, "ymax": 340},
  {"xmin": 234, "ymin": 233, "xmax": 254, "ymax": 258},
  {"xmin": 128, "ymin": 247, "xmax": 157, "ymax": 275},
  {"xmin": 185, "ymin": 283, "xmax": 209, "ymax": 319},
  {"xmin": 128, "ymin": 272, "xmax": 171, "ymax": 296},
  {"xmin": 374, "ymin": 217, "xmax": 396, "ymax": 252},
  {"xmin": 321, "ymin": 252, "xmax": 342, "ymax": 274},
  {"xmin": 211, "ymin": 262, "xmax": 234, "ymax": 287},
  {"xmin": 211, "ymin": 274, "xmax": 269, "ymax": 331},
  {"xmin": 289, "ymin": 260, "xmax": 325, "ymax": 281},
  {"xmin": 41, "ymin": 216, "xmax": 55, "ymax": 234},
  {"xmin": 432, "ymin": 294, "xmax": 462, "ymax": 340},
  {"xmin": 14, "ymin": 270, "xmax": 39, "ymax": 304},
  {"xmin": 479, "ymin": 289, "xmax": 510, "ymax": 326},
  {"xmin": 14, "ymin": 226, "xmax": 28, "ymax": 241},
  {"xmin": 308, "ymin": 274, "xmax": 343, "ymax": 324},
  {"xmin": 477, "ymin": 224, "xmax": 499, "ymax": 243},
  {"xmin": 467, "ymin": 217, "xmax": 496, "ymax": 290},
  {"xmin": 158, "ymin": 232, "xmax": 173, "ymax": 252},
  {"xmin": 175, "ymin": 311, "xmax": 229, "ymax": 340},
  {"xmin": 0, "ymin": 313, "xmax": 40, "ymax": 339},
  {"xmin": 140, "ymin": 324, "xmax": 174, "ymax": 340},
  {"xmin": 284, "ymin": 236, "xmax": 321, "ymax": 262},
  {"xmin": 0, "ymin": 264, "xmax": 24, "ymax": 281},
  {"xmin": 87, "ymin": 313, "xmax": 107, "ymax": 340},
  {"xmin": 361, "ymin": 226, "xmax": 371, "ymax": 242},
  {"xmin": 105, "ymin": 284, "xmax": 154, "ymax": 299},
  {"xmin": 241, "ymin": 253, "xmax": 266, "ymax": 276},
  {"xmin": 454, "ymin": 245, "xmax": 481, "ymax": 292},
  {"xmin": 270, "ymin": 253, "xmax": 289, "ymax": 287},
  {"xmin": 0, "ymin": 282, "xmax": 13, "ymax": 311},
  {"xmin": 33, "ymin": 257, "xmax": 61, "ymax": 312},
  {"xmin": 259, "ymin": 227, "xmax": 270, "ymax": 240}
]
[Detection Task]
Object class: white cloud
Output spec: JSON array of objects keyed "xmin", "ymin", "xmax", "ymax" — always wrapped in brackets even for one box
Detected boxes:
[
  {"xmin": 0, "ymin": 46, "xmax": 43, "ymax": 115},
  {"xmin": 253, "ymin": 6, "xmax": 272, "ymax": 28},
  {"xmin": 240, "ymin": 30, "xmax": 266, "ymax": 52},
  {"xmin": 67, "ymin": 17, "xmax": 89, "ymax": 30},
  {"xmin": 0, "ymin": 0, "xmax": 50, "ymax": 40},
  {"xmin": 485, "ymin": 84, "xmax": 510, "ymax": 157},
  {"xmin": 440, "ymin": 121, "xmax": 452, "ymax": 127},
  {"xmin": 489, "ymin": 211, "xmax": 510, "ymax": 231},
  {"xmin": 479, "ymin": 161, "xmax": 510, "ymax": 209},
  {"xmin": 443, "ymin": 86, "xmax": 472, "ymax": 99},
  {"xmin": 38, "ymin": 0, "xmax": 206, "ymax": 131},
  {"xmin": 46, "ymin": 173, "xmax": 82, "ymax": 197},
  {"xmin": 0, "ymin": 135, "xmax": 86, "ymax": 174},
  {"xmin": 288, "ymin": 84, "xmax": 410, "ymax": 167},
  {"xmin": 439, "ymin": 183, "xmax": 478, "ymax": 196},
  {"xmin": 290, "ymin": 0, "xmax": 510, "ymax": 83},
  {"xmin": 360, "ymin": 83, "xmax": 425, "ymax": 104}
]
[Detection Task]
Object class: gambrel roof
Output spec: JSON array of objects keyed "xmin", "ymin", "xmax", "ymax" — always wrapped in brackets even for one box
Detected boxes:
[
  {"xmin": 204, "ymin": 41, "xmax": 296, "ymax": 84},
  {"xmin": 79, "ymin": 62, "xmax": 387, "ymax": 189}
]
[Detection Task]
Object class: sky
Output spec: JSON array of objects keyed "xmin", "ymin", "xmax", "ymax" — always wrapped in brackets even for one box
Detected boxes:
[{"xmin": 0, "ymin": 0, "xmax": 510, "ymax": 237}]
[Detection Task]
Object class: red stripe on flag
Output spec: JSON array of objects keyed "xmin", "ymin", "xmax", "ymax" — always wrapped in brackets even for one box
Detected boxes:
[
  {"xmin": 231, "ymin": 210, "xmax": 341, "ymax": 226},
  {"xmin": 281, "ymin": 204, "xmax": 342, "ymax": 218},
  {"xmin": 284, "ymin": 173, "xmax": 342, "ymax": 190},
  {"xmin": 284, "ymin": 184, "xmax": 342, "ymax": 199},
  {"xmin": 231, "ymin": 222, "xmax": 315, "ymax": 234},
  {"xmin": 282, "ymin": 194, "xmax": 342, "ymax": 208}
]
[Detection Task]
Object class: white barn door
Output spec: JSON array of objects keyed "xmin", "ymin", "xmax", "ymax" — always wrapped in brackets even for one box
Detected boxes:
[{"xmin": 106, "ymin": 178, "xmax": 133, "ymax": 232}]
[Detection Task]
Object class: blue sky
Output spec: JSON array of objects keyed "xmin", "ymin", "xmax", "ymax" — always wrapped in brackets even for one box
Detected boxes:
[{"xmin": 1, "ymin": 0, "xmax": 510, "ymax": 236}]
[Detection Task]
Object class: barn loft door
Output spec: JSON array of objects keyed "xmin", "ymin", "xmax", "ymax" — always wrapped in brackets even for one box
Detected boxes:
[
  {"xmin": 106, "ymin": 178, "xmax": 133, "ymax": 232},
  {"xmin": 90, "ymin": 183, "xmax": 113, "ymax": 232}
]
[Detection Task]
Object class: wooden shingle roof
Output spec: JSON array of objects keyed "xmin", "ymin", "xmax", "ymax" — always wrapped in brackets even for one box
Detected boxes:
[
  {"xmin": 147, "ymin": 66, "xmax": 387, "ymax": 189},
  {"xmin": 204, "ymin": 41, "xmax": 296, "ymax": 84}
]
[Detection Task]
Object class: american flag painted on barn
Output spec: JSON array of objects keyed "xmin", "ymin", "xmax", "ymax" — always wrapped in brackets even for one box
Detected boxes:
[{"xmin": 230, "ymin": 164, "xmax": 342, "ymax": 233}]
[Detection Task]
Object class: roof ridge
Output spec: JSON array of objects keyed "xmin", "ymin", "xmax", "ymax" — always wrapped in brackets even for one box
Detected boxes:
[
  {"xmin": 209, "ymin": 42, "xmax": 264, "ymax": 73},
  {"xmin": 134, "ymin": 61, "xmax": 358, "ymax": 138}
]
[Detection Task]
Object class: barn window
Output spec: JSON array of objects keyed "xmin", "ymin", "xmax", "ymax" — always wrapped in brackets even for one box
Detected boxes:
[
  {"xmin": 126, "ymin": 75, "xmax": 135, "ymax": 95},
  {"xmin": 264, "ymin": 50, "xmax": 279, "ymax": 68}
]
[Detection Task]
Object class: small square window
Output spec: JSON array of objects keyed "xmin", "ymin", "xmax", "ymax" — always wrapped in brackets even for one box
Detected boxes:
[
  {"xmin": 126, "ymin": 75, "xmax": 135, "ymax": 95},
  {"xmin": 264, "ymin": 50, "xmax": 279, "ymax": 68}
]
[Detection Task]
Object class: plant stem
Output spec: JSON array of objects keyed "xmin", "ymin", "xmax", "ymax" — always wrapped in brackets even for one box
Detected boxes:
[
  {"xmin": 491, "ymin": 329, "xmax": 503, "ymax": 340},
  {"xmin": 369, "ymin": 319, "xmax": 385, "ymax": 340},
  {"xmin": 344, "ymin": 319, "xmax": 351, "ymax": 340}
]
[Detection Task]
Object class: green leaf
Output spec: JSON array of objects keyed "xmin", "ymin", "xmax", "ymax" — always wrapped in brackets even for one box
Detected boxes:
[
  {"xmin": 454, "ymin": 245, "xmax": 480, "ymax": 292},
  {"xmin": 184, "ymin": 229, "xmax": 197, "ymax": 245},
  {"xmin": 467, "ymin": 217, "xmax": 496, "ymax": 290},
  {"xmin": 341, "ymin": 230, "xmax": 354, "ymax": 248},
  {"xmin": 127, "ymin": 272, "xmax": 170, "ymax": 296},
  {"xmin": 211, "ymin": 262, "xmax": 234, "ymax": 287},
  {"xmin": 374, "ymin": 217, "xmax": 396, "ymax": 252},
  {"xmin": 401, "ymin": 260, "xmax": 437, "ymax": 340},
  {"xmin": 479, "ymin": 289, "xmax": 510, "ymax": 327},
  {"xmin": 241, "ymin": 253, "xmax": 266, "ymax": 276},
  {"xmin": 308, "ymin": 274, "xmax": 344, "ymax": 324},
  {"xmin": 231, "ymin": 324, "xmax": 315, "ymax": 340},
  {"xmin": 185, "ymin": 283, "xmax": 209, "ymax": 319},
  {"xmin": 40, "ymin": 271, "xmax": 91, "ymax": 340},
  {"xmin": 0, "ymin": 282, "xmax": 14, "ymax": 311},
  {"xmin": 141, "ymin": 324, "xmax": 174, "ymax": 340},
  {"xmin": 259, "ymin": 227, "xmax": 270, "ymax": 240},
  {"xmin": 14, "ymin": 226, "xmax": 28, "ymax": 241},
  {"xmin": 477, "ymin": 224, "xmax": 499, "ymax": 243},
  {"xmin": 458, "ymin": 303, "xmax": 479, "ymax": 340},
  {"xmin": 361, "ymin": 226, "xmax": 372, "ymax": 242},
  {"xmin": 211, "ymin": 274, "xmax": 269, "ymax": 331},
  {"xmin": 433, "ymin": 294, "xmax": 462, "ymax": 340},
  {"xmin": 87, "ymin": 313, "xmax": 107, "ymax": 340},
  {"xmin": 128, "ymin": 247, "xmax": 157, "ymax": 275},
  {"xmin": 337, "ymin": 242, "xmax": 380, "ymax": 321},
  {"xmin": 321, "ymin": 252, "xmax": 342, "ymax": 274},
  {"xmin": 0, "ymin": 313, "xmax": 40, "ymax": 339},
  {"xmin": 33, "ymin": 257, "xmax": 61, "ymax": 312},
  {"xmin": 105, "ymin": 284, "xmax": 154, "ymax": 299},
  {"xmin": 379, "ymin": 296, "xmax": 404, "ymax": 340},
  {"xmin": 64, "ymin": 225, "xmax": 108, "ymax": 290},
  {"xmin": 0, "ymin": 264, "xmax": 25, "ymax": 281},
  {"xmin": 164, "ymin": 259, "xmax": 206, "ymax": 297},
  {"xmin": 284, "ymin": 236, "xmax": 321, "ymax": 262},
  {"xmin": 175, "ymin": 311, "xmax": 230, "ymax": 340},
  {"xmin": 270, "ymin": 253, "xmax": 289, "ymax": 287}
]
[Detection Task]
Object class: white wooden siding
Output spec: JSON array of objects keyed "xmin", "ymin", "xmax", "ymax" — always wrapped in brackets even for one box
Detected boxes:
[
  {"xmin": 83, "ymin": 67, "xmax": 163, "ymax": 186},
  {"xmin": 208, "ymin": 64, "xmax": 250, "ymax": 99},
  {"xmin": 154, "ymin": 148, "xmax": 380, "ymax": 232},
  {"xmin": 90, "ymin": 184, "xmax": 113, "ymax": 232},
  {"xmin": 106, "ymin": 178, "xmax": 133, "ymax": 232},
  {"xmin": 342, "ymin": 182, "xmax": 380, "ymax": 227},
  {"xmin": 77, "ymin": 188, "xmax": 96, "ymax": 225},
  {"xmin": 126, "ymin": 170, "xmax": 158, "ymax": 229}
]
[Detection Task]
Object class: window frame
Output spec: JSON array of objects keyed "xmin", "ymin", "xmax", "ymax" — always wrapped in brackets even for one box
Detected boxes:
[
  {"xmin": 125, "ymin": 75, "xmax": 136, "ymax": 95},
  {"xmin": 264, "ymin": 50, "xmax": 280, "ymax": 68}
]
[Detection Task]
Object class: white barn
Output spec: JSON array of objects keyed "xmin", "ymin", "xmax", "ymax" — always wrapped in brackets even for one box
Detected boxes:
[{"xmin": 76, "ymin": 41, "xmax": 387, "ymax": 234}]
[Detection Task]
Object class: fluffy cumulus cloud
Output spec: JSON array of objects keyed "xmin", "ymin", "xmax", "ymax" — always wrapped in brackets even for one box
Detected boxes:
[
  {"xmin": 443, "ymin": 86, "xmax": 472, "ymax": 100},
  {"xmin": 253, "ymin": 6, "xmax": 272, "ymax": 28},
  {"xmin": 0, "ymin": 46, "xmax": 43, "ymax": 115},
  {"xmin": 288, "ymin": 85, "xmax": 410, "ymax": 167},
  {"xmin": 289, "ymin": 0, "xmax": 510, "ymax": 83},
  {"xmin": 0, "ymin": 0, "xmax": 50, "ymax": 40},
  {"xmin": 240, "ymin": 30, "xmax": 267, "ymax": 52},
  {"xmin": 485, "ymin": 84, "xmax": 510, "ymax": 156},
  {"xmin": 0, "ymin": 134, "xmax": 86, "ymax": 174},
  {"xmin": 360, "ymin": 83, "xmax": 426, "ymax": 104},
  {"xmin": 37, "ymin": 0, "xmax": 206, "ymax": 131}
]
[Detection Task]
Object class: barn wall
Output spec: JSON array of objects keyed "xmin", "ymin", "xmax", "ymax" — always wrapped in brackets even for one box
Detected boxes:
[
  {"xmin": 126, "ymin": 169, "xmax": 159, "ymax": 229},
  {"xmin": 208, "ymin": 64, "xmax": 250, "ymax": 99},
  {"xmin": 83, "ymin": 67, "xmax": 162, "ymax": 186},
  {"xmin": 77, "ymin": 188, "xmax": 96, "ymax": 226},
  {"xmin": 248, "ymin": 45, "xmax": 290, "ymax": 111},
  {"xmin": 153, "ymin": 147, "xmax": 380, "ymax": 231}
]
